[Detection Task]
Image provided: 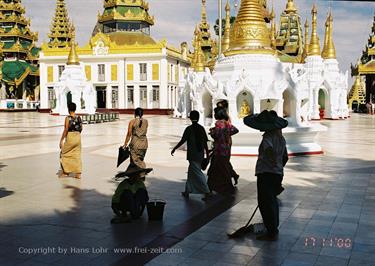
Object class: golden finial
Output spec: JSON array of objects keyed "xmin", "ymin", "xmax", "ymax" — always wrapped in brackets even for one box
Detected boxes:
[
  {"xmin": 285, "ymin": 0, "xmax": 297, "ymax": 13},
  {"xmin": 201, "ymin": 0, "xmax": 207, "ymax": 23},
  {"xmin": 194, "ymin": 28, "xmax": 205, "ymax": 72},
  {"xmin": 221, "ymin": 0, "xmax": 231, "ymax": 52},
  {"xmin": 322, "ymin": 11, "xmax": 336, "ymax": 59},
  {"xmin": 225, "ymin": 0, "xmax": 274, "ymax": 56},
  {"xmin": 302, "ymin": 18, "xmax": 309, "ymax": 60},
  {"xmin": 308, "ymin": 4, "xmax": 320, "ymax": 56},
  {"xmin": 67, "ymin": 25, "xmax": 79, "ymax": 65},
  {"xmin": 270, "ymin": 4, "xmax": 276, "ymax": 49}
]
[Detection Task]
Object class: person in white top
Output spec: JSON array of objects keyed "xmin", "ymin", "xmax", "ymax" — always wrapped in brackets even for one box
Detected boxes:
[{"xmin": 244, "ymin": 110, "xmax": 288, "ymax": 241}]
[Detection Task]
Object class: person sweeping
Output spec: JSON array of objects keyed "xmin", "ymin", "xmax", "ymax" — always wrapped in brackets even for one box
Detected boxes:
[{"xmin": 243, "ymin": 110, "xmax": 288, "ymax": 241}]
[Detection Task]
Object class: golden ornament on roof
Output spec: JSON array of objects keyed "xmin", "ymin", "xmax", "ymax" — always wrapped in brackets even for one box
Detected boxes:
[{"xmin": 226, "ymin": 0, "xmax": 274, "ymax": 56}]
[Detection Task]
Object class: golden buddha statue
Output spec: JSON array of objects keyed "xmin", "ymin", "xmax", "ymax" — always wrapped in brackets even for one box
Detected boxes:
[{"xmin": 238, "ymin": 100, "xmax": 251, "ymax": 118}]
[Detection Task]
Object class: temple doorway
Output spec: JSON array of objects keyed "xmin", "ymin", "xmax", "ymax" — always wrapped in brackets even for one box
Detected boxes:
[
  {"xmin": 66, "ymin": 91, "xmax": 72, "ymax": 107},
  {"xmin": 96, "ymin": 86, "xmax": 106, "ymax": 108},
  {"xmin": 318, "ymin": 88, "xmax": 330, "ymax": 119}
]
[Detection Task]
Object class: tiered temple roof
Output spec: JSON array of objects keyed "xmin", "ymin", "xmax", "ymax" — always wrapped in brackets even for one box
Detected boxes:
[
  {"xmin": 275, "ymin": 0, "xmax": 304, "ymax": 62},
  {"xmin": 48, "ymin": 0, "xmax": 72, "ymax": 48},
  {"xmin": 0, "ymin": 0, "xmax": 39, "ymax": 92},
  {"xmin": 352, "ymin": 13, "xmax": 375, "ymax": 76},
  {"xmin": 348, "ymin": 75, "xmax": 366, "ymax": 108}
]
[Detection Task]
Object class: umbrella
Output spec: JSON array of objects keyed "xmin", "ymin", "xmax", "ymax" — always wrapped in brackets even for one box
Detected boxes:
[{"xmin": 117, "ymin": 146, "xmax": 130, "ymax": 167}]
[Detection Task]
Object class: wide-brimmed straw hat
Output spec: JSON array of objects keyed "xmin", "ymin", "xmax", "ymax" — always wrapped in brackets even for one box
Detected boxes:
[{"xmin": 243, "ymin": 110, "xmax": 288, "ymax": 131}]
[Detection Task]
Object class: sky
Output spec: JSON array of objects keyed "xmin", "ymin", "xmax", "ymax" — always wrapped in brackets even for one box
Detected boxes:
[{"xmin": 23, "ymin": 0, "xmax": 375, "ymax": 78}]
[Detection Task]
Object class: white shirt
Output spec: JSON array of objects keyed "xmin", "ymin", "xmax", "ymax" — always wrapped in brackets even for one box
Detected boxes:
[{"xmin": 255, "ymin": 131, "xmax": 288, "ymax": 176}]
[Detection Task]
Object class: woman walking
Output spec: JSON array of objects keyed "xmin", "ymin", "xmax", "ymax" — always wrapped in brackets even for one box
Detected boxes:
[
  {"xmin": 59, "ymin": 102, "xmax": 82, "ymax": 179},
  {"xmin": 207, "ymin": 107, "xmax": 239, "ymax": 194},
  {"xmin": 171, "ymin": 111, "xmax": 212, "ymax": 201},
  {"xmin": 122, "ymin": 108, "xmax": 151, "ymax": 179}
]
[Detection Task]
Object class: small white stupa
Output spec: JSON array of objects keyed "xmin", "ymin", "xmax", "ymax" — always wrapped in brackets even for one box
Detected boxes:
[{"xmin": 52, "ymin": 29, "xmax": 96, "ymax": 115}]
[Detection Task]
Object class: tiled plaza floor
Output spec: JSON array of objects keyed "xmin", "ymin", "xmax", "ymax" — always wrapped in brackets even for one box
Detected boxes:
[{"xmin": 0, "ymin": 112, "xmax": 374, "ymax": 266}]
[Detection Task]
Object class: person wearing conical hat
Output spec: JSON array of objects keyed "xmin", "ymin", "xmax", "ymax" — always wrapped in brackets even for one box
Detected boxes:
[{"xmin": 244, "ymin": 110, "xmax": 289, "ymax": 241}]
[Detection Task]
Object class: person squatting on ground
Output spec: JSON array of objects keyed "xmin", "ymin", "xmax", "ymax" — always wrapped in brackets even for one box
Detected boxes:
[
  {"xmin": 59, "ymin": 102, "xmax": 82, "ymax": 179},
  {"xmin": 111, "ymin": 176, "xmax": 149, "ymax": 223},
  {"xmin": 244, "ymin": 110, "xmax": 288, "ymax": 241},
  {"xmin": 216, "ymin": 100, "xmax": 240, "ymax": 185},
  {"xmin": 122, "ymin": 108, "xmax": 151, "ymax": 179},
  {"xmin": 207, "ymin": 107, "xmax": 239, "ymax": 195},
  {"xmin": 171, "ymin": 110, "xmax": 212, "ymax": 201}
]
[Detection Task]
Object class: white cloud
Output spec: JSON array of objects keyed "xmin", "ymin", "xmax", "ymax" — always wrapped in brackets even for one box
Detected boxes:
[{"xmin": 23, "ymin": 0, "xmax": 374, "ymax": 81}]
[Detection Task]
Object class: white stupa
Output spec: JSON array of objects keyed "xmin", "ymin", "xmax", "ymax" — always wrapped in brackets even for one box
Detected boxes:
[{"xmin": 52, "ymin": 37, "xmax": 96, "ymax": 115}]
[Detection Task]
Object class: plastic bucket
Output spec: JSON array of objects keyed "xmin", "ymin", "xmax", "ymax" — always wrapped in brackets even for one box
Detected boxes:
[{"xmin": 147, "ymin": 200, "xmax": 166, "ymax": 221}]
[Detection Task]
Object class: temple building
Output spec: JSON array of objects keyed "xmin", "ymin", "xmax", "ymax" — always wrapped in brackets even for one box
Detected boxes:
[
  {"xmin": 0, "ymin": 0, "xmax": 40, "ymax": 110},
  {"xmin": 176, "ymin": 0, "xmax": 349, "ymax": 155},
  {"xmin": 351, "ymin": 13, "xmax": 375, "ymax": 104},
  {"xmin": 39, "ymin": 0, "xmax": 190, "ymax": 113}
]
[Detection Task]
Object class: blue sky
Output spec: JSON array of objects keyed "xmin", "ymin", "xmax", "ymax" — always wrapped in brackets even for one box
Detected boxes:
[{"xmin": 24, "ymin": 0, "xmax": 374, "ymax": 77}]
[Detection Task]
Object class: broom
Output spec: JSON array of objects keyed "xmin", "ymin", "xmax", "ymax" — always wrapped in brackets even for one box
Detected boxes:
[{"xmin": 227, "ymin": 205, "xmax": 259, "ymax": 238}]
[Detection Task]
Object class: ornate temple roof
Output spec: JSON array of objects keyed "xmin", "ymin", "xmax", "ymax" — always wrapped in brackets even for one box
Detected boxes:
[
  {"xmin": 0, "ymin": 0, "xmax": 40, "ymax": 87},
  {"xmin": 48, "ymin": 0, "xmax": 72, "ymax": 48},
  {"xmin": 98, "ymin": 0, "xmax": 154, "ymax": 26},
  {"xmin": 275, "ymin": 0, "xmax": 304, "ymax": 62},
  {"xmin": 352, "ymin": 13, "xmax": 375, "ymax": 75},
  {"xmin": 348, "ymin": 75, "xmax": 366, "ymax": 106}
]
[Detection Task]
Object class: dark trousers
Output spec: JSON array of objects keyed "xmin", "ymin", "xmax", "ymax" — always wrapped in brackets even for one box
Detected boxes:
[
  {"xmin": 257, "ymin": 173, "xmax": 282, "ymax": 236},
  {"xmin": 112, "ymin": 189, "xmax": 148, "ymax": 219}
]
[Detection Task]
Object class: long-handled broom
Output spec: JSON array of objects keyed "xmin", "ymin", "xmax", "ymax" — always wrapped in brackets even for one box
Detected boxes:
[{"xmin": 227, "ymin": 205, "xmax": 259, "ymax": 238}]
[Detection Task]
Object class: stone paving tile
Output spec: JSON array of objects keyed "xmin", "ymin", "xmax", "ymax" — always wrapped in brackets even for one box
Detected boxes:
[
  {"xmin": 281, "ymin": 251, "xmax": 318, "ymax": 266},
  {"xmin": 314, "ymin": 255, "xmax": 348, "ymax": 266},
  {"xmin": 348, "ymin": 251, "xmax": 375, "ymax": 266}
]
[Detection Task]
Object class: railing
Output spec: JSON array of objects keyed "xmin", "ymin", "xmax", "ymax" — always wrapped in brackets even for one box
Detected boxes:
[{"xmin": 80, "ymin": 112, "xmax": 120, "ymax": 124}]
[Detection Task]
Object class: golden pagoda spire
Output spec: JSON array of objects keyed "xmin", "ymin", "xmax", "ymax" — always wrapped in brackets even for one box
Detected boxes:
[
  {"xmin": 270, "ymin": 5, "xmax": 276, "ymax": 49},
  {"xmin": 285, "ymin": 0, "xmax": 297, "ymax": 14},
  {"xmin": 302, "ymin": 18, "xmax": 309, "ymax": 60},
  {"xmin": 67, "ymin": 25, "xmax": 79, "ymax": 65},
  {"xmin": 48, "ymin": 0, "xmax": 72, "ymax": 48},
  {"xmin": 222, "ymin": 0, "xmax": 231, "ymax": 52},
  {"xmin": 322, "ymin": 11, "xmax": 336, "ymax": 59},
  {"xmin": 201, "ymin": 0, "xmax": 208, "ymax": 23},
  {"xmin": 225, "ymin": 0, "xmax": 273, "ymax": 56},
  {"xmin": 193, "ymin": 27, "xmax": 205, "ymax": 72},
  {"xmin": 322, "ymin": 12, "xmax": 329, "ymax": 58},
  {"xmin": 308, "ymin": 4, "xmax": 321, "ymax": 56}
]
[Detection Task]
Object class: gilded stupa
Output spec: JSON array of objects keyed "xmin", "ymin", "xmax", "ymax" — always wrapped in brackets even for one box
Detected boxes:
[
  {"xmin": 321, "ymin": 11, "xmax": 336, "ymax": 59},
  {"xmin": 351, "ymin": 13, "xmax": 375, "ymax": 103},
  {"xmin": 48, "ymin": 0, "xmax": 73, "ymax": 48},
  {"xmin": 0, "ymin": 0, "xmax": 39, "ymax": 100},
  {"xmin": 225, "ymin": 0, "xmax": 274, "ymax": 56},
  {"xmin": 275, "ymin": 0, "xmax": 304, "ymax": 62},
  {"xmin": 196, "ymin": 0, "xmax": 214, "ymax": 63}
]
